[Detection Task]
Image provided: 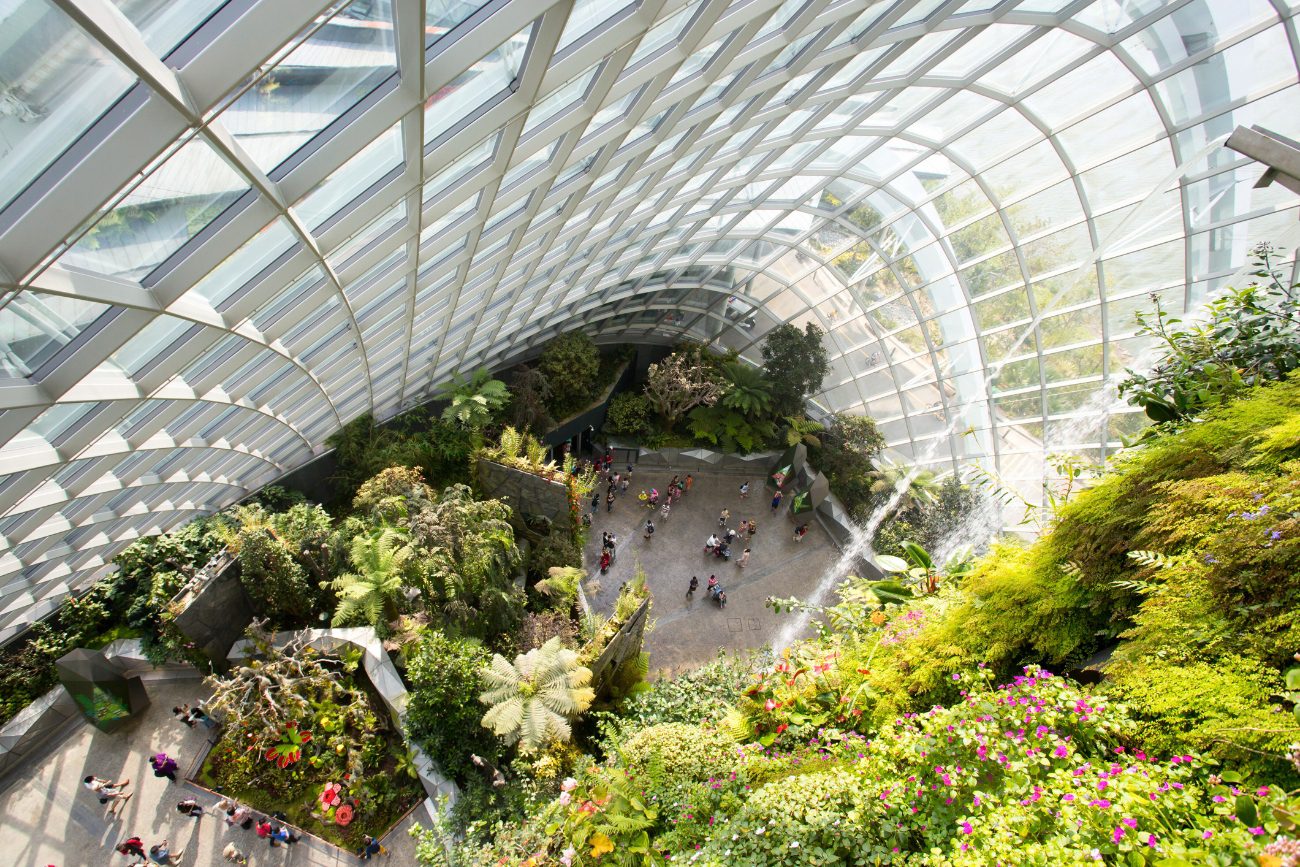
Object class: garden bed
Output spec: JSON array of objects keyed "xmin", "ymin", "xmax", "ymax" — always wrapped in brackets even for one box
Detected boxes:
[{"xmin": 196, "ymin": 639, "xmax": 423, "ymax": 850}]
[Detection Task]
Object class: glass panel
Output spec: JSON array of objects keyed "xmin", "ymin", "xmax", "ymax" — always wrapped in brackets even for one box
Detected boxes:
[
  {"xmin": 424, "ymin": 21, "xmax": 531, "ymax": 144},
  {"xmin": 627, "ymin": 4, "xmax": 693, "ymax": 69},
  {"xmin": 109, "ymin": 315, "xmax": 194, "ymax": 375},
  {"xmin": 522, "ymin": 65, "xmax": 597, "ymax": 138},
  {"xmin": 425, "ymin": 0, "xmax": 485, "ymax": 49},
  {"xmin": 558, "ymin": 0, "xmax": 628, "ymax": 52},
  {"xmin": 326, "ymin": 200, "xmax": 407, "ymax": 268},
  {"xmin": 60, "ymin": 137, "xmax": 248, "ymax": 282},
  {"xmin": 0, "ymin": 0, "xmax": 136, "ymax": 210},
  {"xmin": 295, "ymin": 122, "xmax": 402, "ymax": 228},
  {"xmin": 107, "ymin": 0, "xmax": 227, "ymax": 56},
  {"xmin": 222, "ymin": 0, "xmax": 397, "ymax": 172},
  {"xmin": 0, "ymin": 292, "xmax": 110, "ymax": 377},
  {"xmin": 189, "ymin": 218, "xmax": 297, "ymax": 307}
]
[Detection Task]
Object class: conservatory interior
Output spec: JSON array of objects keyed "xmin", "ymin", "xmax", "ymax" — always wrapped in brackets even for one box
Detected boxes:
[{"xmin": 1, "ymin": 0, "xmax": 1299, "ymax": 864}]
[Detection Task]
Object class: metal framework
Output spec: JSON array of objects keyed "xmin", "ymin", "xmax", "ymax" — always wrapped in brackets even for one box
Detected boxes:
[{"xmin": 0, "ymin": 0, "xmax": 1297, "ymax": 640}]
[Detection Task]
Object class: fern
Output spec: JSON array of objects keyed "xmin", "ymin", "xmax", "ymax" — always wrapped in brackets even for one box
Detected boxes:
[{"xmin": 1126, "ymin": 549, "xmax": 1176, "ymax": 570}]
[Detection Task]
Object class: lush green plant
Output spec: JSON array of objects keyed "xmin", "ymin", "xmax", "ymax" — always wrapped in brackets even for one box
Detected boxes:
[
  {"xmin": 535, "ymin": 566, "xmax": 583, "ymax": 612},
  {"xmin": 539, "ymin": 332, "xmax": 602, "ymax": 418},
  {"xmin": 810, "ymin": 413, "xmax": 885, "ymax": 515},
  {"xmin": 760, "ymin": 322, "xmax": 830, "ymax": 418},
  {"xmin": 874, "ymin": 474, "xmax": 984, "ymax": 558},
  {"xmin": 405, "ymin": 629, "xmax": 503, "ymax": 784},
  {"xmin": 866, "ymin": 460, "xmax": 939, "ymax": 517},
  {"xmin": 720, "ymin": 362, "xmax": 774, "ymax": 417},
  {"xmin": 687, "ymin": 403, "xmax": 775, "ymax": 453},
  {"xmin": 506, "ymin": 364, "xmax": 555, "ymax": 435},
  {"xmin": 604, "ymin": 392, "xmax": 654, "ymax": 439},
  {"xmin": 874, "ymin": 539, "xmax": 975, "ymax": 596},
  {"xmin": 527, "ymin": 533, "xmax": 583, "ymax": 583},
  {"xmin": 327, "ymin": 411, "xmax": 473, "ymax": 503},
  {"xmin": 408, "ymin": 483, "xmax": 525, "ymax": 641},
  {"xmin": 480, "ymin": 636, "xmax": 595, "ymax": 755},
  {"xmin": 616, "ymin": 651, "xmax": 761, "ymax": 730},
  {"xmin": 1119, "ymin": 243, "xmax": 1300, "ymax": 423},
  {"xmin": 223, "ymin": 513, "xmax": 315, "ymax": 622},
  {"xmin": 330, "ymin": 527, "xmax": 415, "ymax": 629},
  {"xmin": 781, "ymin": 415, "xmax": 822, "ymax": 447},
  {"xmin": 439, "ymin": 368, "xmax": 511, "ymax": 431}
]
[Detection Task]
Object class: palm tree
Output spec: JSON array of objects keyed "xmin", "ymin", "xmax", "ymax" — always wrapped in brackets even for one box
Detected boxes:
[
  {"xmin": 330, "ymin": 527, "xmax": 413, "ymax": 628},
  {"xmin": 783, "ymin": 415, "xmax": 824, "ymax": 447},
  {"xmin": 721, "ymin": 362, "xmax": 774, "ymax": 417},
  {"xmin": 867, "ymin": 461, "xmax": 939, "ymax": 516},
  {"xmin": 479, "ymin": 636, "xmax": 595, "ymax": 754}
]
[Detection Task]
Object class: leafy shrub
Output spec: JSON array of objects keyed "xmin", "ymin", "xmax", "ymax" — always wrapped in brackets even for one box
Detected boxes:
[
  {"xmin": 760, "ymin": 322, "xmax": 830, "ymax": 418},
  {"xmin": 614, "ymin": 722, "xmax": 740, "ymax": 796},
  {"xmin": 539, "ymin": 332, "xmax": 601, "ymax": 418},
  {"xmin": 619, "ymin": 651, "xmax": 759, "ymax": 729},
  {"xmin": 405, "ymin": 630, "xmax": 502, "ymax": 784},
  {"xmin": 604, "ymin": 392, "xmax": 654, "ymax": 438}
]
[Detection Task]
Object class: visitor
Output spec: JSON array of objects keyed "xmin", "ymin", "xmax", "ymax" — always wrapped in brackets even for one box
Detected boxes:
[
  {"xmin": 613, "ymin": 472, "xmax": 621, "ymax": 488},
  {"xmin": 222, "ymin": 842, "xmax": 249, "ymax": 864},
  {"xmin": 705, "ymin": 533, "xmax": 719, "ymax": 552},
  {"xmin": 603, "ymin": 531, "xmax": 616, "ymax": 551},
  {"xmin": 116, "ymin": 837, "xmax": 147, "ymax": 859},
  {"xmin": 606, "ymin": 490, "xmax": 615, "ymax": 512},
  {"xmin": 772, "ymin": 471, "xmax": 786, "ymax": 488},
  {"xmin": 187, "ymin": 704, "xmax": 218, "ymax": 729},
  {"xmin": 150, "ymin": 752, "xmax": 179, "ymax": 783},
  {"xmin": 176, "ymin": 797, "xmax": 203, "ymax": 819},
  {"xmin": 716, "ymin": 543, "xmax": 731, "ymax": 560},
  {"xmin": 794, "ymin": 523, "xmax": 809, "ymax": 542},
  {"xmin": 171, "ymin": 705, "xmax": 195, "ymax": 728},
  {"xmin": 660, "ymin": 502, "xmax": 671, "ymax": 521},
  {"xmin": 359, "ymin": 834, "xmax": 385, "ymax": 859},
  {"xmin": 688, "ymin": 575, "xmax": 699, "ymax": 595},
  {"xmin": 256, "ymin": 818, "xmax": 274, "ymax": 843},
  {"xmin": 605, "ymin": 450, "xmax": 614, "ymax": 471},
  {"xmin": 148, "ymin": 841, "xmax": 183, "ymax": 865},
  {"xmin": 224, "ymin": 801, "xmax": 253, "ymax": 829},
  {"xmin": 599, "ymin": 550, "xmax": 611, "ymax": 574},
  {"xmin": 643, "ymin": 519, "xmax": 655, "ymax": 540},
  {"xmin": 707, "ymin": 574, "xmax": 718, "ymax": 593},
  {"xmin": 582, "ymin": 512, "xmax": 592, "ymax": 528},
  {"xmin": 684, "ymin": 474, "xmax": 693, "ymax": 493},
  {"xmin": 771, "ymin": 490, "xmax": 783, "ymax": 512},
  {"xmin": 668, "ymin": 475, "xmax": 680, "ymax": 492},
  {"xmin": 747, "ymin": 519, "xmax": 758, "ymax": 539},
  {"xmin": 591, "ymin": 491, "xmax": 600, "ymax": 512},
  {"xmin": 739, "ymin": 481, "xmax": 750, "ymax": 498},
  {"xmin": 718, "ymin": 508, "xmax": 730, "ymax": 527},
  {"xmin": 724, "ymin": 528, "xmax": 737, "ymax": 545},
  {"xmin": 637, "ymin": 489, "xmax": 649, "ymax": 507},
  {"xmin": 271, "ymin": 825, "xmax": 300, "ymax": 846},
  {"xmin": 85, "ymin": 774, "xmax": 130, "ymax": 796},
  {"xmin": 738, "ymin": 547, "xmax": 751, "ymax": 569},
  {"xmin": 738, "ymin": 519, "xmax": 749, "ymax": 535},
  {"xmin": 668, "ymin": 485, "xmax": 680, "ymax": 505},
  {"xmin": 649, "ymin": 488, "xmax": 659, "ymax": 507},
  {"xmin": 620, "ymin": 476, "xmax": 630, "ymax": 494}
]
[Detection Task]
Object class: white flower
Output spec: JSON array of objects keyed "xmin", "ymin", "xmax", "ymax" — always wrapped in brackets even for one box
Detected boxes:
[
  {"xmin": 558, "ymin": 791, "xmax": 571, "ymax": 806},
  {"xmin": 560, "ymin": 846, "xmax": 575, "ymax": 866},
  {"xmin": 790, "ymin": 842, "xmax": 800, "ymax": 849},
  {"xmin": 561, "ymin": 777, "xmax": 578, "ymax": 792},
  {"xmin": 755, "ymin": 827, "xmax": 766, "ymax": 836}
]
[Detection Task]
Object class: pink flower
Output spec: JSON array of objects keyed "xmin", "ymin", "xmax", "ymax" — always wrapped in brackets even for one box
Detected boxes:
[
  {"xmin": 1053, "ymin": 745, "xmax": 1069, "ymax": 758},
  {"xmin": 960, "ymin": 822, "xmax": 973, "ymax": 835},
  {"xmin": 558, "ymin": 791, "xmax": 572, "ymax": 806},
  {"xmin": 561, "ymin": 777, "xmax": 578, "ymax": 792},
  {"xmin": 1146, "ymin": 833, "xmax": 1158, "ymax": 847},
  {"xmin": 1248, "ymin": 827, "xmax": 1265, "ymax": 836},
  {"xmin": 1122, "ymin": 818, "xmax": 1137, "ymax": 829},
  {"xmin": 1112, "ymin": 827, "xmax": 1125, "ymax": 843},
  {"xmin": 1202, "ymin": 830, "xmax": 1213, "ymax": 840}
]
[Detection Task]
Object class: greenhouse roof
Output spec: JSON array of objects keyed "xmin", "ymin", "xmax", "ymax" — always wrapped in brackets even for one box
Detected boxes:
[{"xmin": 0, "ymin": 0, "xmax": 1297, "ymax": 639}]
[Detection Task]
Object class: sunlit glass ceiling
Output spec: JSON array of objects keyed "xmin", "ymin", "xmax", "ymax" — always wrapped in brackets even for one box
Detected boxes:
[{"xmin": 0, "ymin": 0, "xmax": 1297, "ymax": 639}]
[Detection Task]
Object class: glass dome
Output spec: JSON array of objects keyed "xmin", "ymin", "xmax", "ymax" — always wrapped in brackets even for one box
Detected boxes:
[{"xmin": 0, "ymin": 0, "xmax": 1297, "ymax": 640}]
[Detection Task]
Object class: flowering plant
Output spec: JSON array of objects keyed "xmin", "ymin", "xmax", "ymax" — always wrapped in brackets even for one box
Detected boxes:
[{"xmin": 265, "ymin": 721, "xmax": 313, "ymax": 768}]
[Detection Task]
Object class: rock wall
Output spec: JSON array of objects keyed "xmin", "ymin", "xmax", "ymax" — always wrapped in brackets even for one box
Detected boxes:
[
  {"xmin": 170, "ymin": 553, "xmax": 254, "ymax": 672},
  {"xmin": 475, "ymin": 459, "xmax": 571, "ymax": 528},
  {"xmin": 587, "ymin": 597, "xmax": 651, "ymax": 697}
]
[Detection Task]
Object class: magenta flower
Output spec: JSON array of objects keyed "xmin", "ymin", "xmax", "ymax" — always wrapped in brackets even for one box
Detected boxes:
[
  {"xmin": 960, "ymin": 822, "xmax": 973, "ymax": 835},
  {"xmin": 1248, "ymin": 827, "xmax": 1265, "ymax": 836},
  {"xmin": 1053, "ymin": 745, "xmax": 1069, "ymax": 758},
  {"xmin": 1202, "ymin": 830, "xmax": 1213, "ymax": 840},
  {"xmin": 1112, "ymin": 827, "xmax": 1125, "ymax": 843},
  {"xmin": 1122, "ymin": 818, "xmax": 1137, "ymax": 829},
  {"xmin": 1146, "ymin": 834, "xmax": 1158, "ymax": 847}
]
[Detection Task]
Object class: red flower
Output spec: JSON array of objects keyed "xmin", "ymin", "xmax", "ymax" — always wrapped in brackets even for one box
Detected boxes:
[{"xmin": 334, "ymin": 804, "xmax": 354, "ymax": 826}]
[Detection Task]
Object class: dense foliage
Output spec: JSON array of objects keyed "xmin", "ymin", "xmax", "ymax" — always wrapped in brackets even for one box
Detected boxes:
[
  {"xmin": 540, "ymin": 332, "xmax": 602, "ymax": 418},
  {"xmin": 1119, "ymin": 244, "xmax": 1300, "ymax": 422},
  {"xmin": 760, "ymin": 322, "xmax": 831, "ymax": 418},
  {"xmin": 405, "ymin": 629, "xmax": 502, "ymax": 783}
]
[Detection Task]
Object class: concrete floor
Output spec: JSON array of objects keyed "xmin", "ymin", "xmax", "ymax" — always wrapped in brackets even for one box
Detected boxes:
[
  {"xmin": 583, "ymin": 468, "xmax": 839, "ymax": 677},
  {"xmin": 0, "ymin": 676, "xmax": 419, "ymax": 866}
]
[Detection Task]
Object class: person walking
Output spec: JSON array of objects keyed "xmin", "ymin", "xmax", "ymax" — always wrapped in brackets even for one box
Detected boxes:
[
  {"xmin": 172, "ymin": 705, "xmax": 196, "ymax": 728},
  {"xmin": 738, "ymin": 547, "xmax": 751, "ymax": 569},
  {"xmin": 684, "ymin": 474, "xmax": 693, "ymax": 493},
  {"xmin": 599, "ymin": 550, "xmax": 611, "ymax": 574},
  {"xmin": 359, "ymin": 834, "xmax": 386, "ymax": 859},
  {"xmin": 271, "ymin": 825, "xmax": 300, "ymax": 846},
  {"xmin": 620, "ymin": 476, "xmax": 630, "ymax": 494},
  {"xmin": 605, "ymin": 489, "xmax": 615, "ymax": 512},
  {"xmin": 643, "ymin": 519, "xmax": 655, "ymax": 540},
  {"xmin": 718, "ymin": 508, "xmax": 730, "ymax": 527},
  {"xmin": 660, "ymin": 502, "xmax": 671, "ymax": 522},
  {"xmin": 707, "ymin": 574, "xmax": 718, "ymax": 593},
  {"xmin": 747, "ymin": 519, "xmax": 758, "ymax": 539},
  {"xmin": 648, "ymin": 488, "xmax": 659, "ymax": 508},
  {"xmin": 770, "ymin": 490, "xmax": 783, "ymax": 513},
  {"xmin": 687, "ymin": 575, "xmax": 699, "ymax": 596},
  {"xmin": 222, "ymin": 842, "xmax": 249, "ymax": 864},
  {"xmin": 794, "ymin": 523, "xmax": 809, "ymax": 542},
  {"xmin": 739, "ymin": 481, "xmax": 750, "ymax": 499},
  {"xmin": 187, "ymin": 704, "xmax": 218, "ymax": 729},
  {"xmin": 150, "ymin": 752, "xmax": 179, "ymax": 783},
  {"xmin": 176, "ymin": 798, "xmax": 203, "ymax": 819},
  {"xmin": 148, "ymin": 841, "xmax": 184, "ymax": 865},
  {"xmin": 738, "ymin": 518, "xmax": 749, "ymax": 535},
  {"xmin": 116, "ymin": 837, "xmax": 147, "ymax": 860},
  {"xmin": 591, "ymin": 491, "xmax": 600, "ymax": 512},
  {"xmin": 668, "ymin": 475, "xmax": 680, "ymax": 493},
  {"xmin": 223, "ymin": 801, "xmax": 253, "ymax": 829}
]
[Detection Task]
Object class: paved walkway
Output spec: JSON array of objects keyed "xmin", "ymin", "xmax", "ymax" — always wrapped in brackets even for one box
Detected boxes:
[
  {"xmin": 0, "ymin": 676, "xmax": 419, "ymax": 866},
  {"xmin": 584, "ymin": 468, "xmax": 840, "ymax": 677}
]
